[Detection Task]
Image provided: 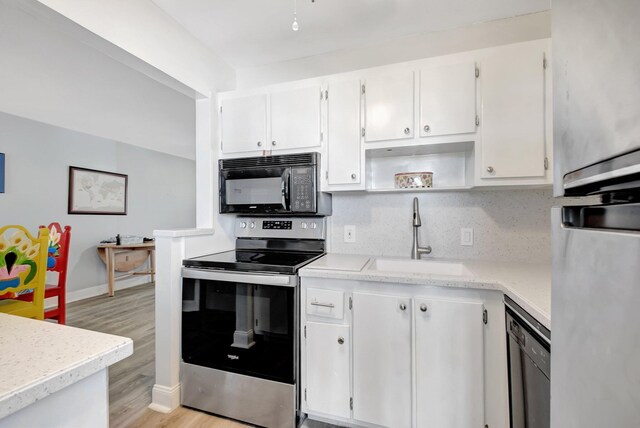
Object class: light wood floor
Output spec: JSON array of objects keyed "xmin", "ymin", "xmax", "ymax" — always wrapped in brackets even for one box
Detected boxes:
[{"xmin": 67, "ymin": 284, "xmax": 249, "ymax": 428}]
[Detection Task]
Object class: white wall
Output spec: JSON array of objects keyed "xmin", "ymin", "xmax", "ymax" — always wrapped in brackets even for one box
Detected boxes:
[
  {"xmin": 35, "ymin": 0, "xmax": 236, "ymax": 96},
  {"xmin": 236, "ymin": 11, "xmax": 550, "ymax": 89},
  {"xmin": 0, "ymin": 1, "xmax": 197, "ymax": 160},
  {"xmin": 328, "ymin": 190, "xmax": 556, "ymax": 264},
  {"xmin": 0, "ymin": 112, "xmax": 196, "ymax": 294}
]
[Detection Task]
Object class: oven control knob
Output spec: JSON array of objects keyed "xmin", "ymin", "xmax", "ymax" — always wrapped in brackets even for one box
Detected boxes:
[
  {"xmin": 250, "ymin": 222, "xmax": 256, "ymax": 229},
  {"xmin": 301, "ymin": 222, "xmax": 308, "ymax": 229},
  {"xmin": 240, "ymin": 222, "xmax": 247, "ymax": 229}
]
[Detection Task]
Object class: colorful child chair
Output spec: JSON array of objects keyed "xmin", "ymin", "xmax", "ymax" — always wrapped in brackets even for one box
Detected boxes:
[
  {"xmin": 17, "ymin": 223, "xmax": 71, "ymax": 324},
  {"xmin": 0, "ymin": 225, "xmax": 49, "ymax": 319}
]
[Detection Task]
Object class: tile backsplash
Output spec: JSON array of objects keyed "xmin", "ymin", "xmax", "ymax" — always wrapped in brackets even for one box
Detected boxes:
[{"xmin": 327, "ymin": 189, "xmax": 559, "ymax": 264}]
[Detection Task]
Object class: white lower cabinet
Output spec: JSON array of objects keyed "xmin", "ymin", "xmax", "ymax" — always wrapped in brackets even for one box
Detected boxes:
[
  {"xmin": 302, "ymin": 279, "xmax": 506, "ymax": 428},
  {"xmin": 305, "ymin": 322, "xmax": 351, "ymax": 418},
  {"xmin": 415, "ymin": 298, "xmax": 485, "ymax": 428},
  {"xmin": 353, "ymin": 292, "xmax": 412, "ymax": 428}
]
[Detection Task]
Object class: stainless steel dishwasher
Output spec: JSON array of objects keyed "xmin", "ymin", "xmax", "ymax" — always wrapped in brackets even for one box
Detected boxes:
[{"xmin": 505, "ymin": 296, "xmax": 551, "ymax": 428}]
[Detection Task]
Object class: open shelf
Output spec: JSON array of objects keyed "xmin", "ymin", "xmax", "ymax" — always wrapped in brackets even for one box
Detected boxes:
[
  {"xmin": 365, "ymin": 141, "xmax": 475, "ymax": 192},
  {"xmin": 365, "ymin": 185, "xmax": 474, "ymax": 193}
]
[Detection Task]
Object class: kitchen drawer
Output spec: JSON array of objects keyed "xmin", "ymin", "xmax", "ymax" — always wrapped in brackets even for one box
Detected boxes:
[{"xmin": 306, "ymin": 288, "xmax": 344, "ymax": 320}]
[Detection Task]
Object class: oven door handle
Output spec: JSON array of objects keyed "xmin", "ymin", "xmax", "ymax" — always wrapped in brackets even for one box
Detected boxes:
[{"xmin": 182, "ymin": 267, "xmax": 294, "ymax": 287}]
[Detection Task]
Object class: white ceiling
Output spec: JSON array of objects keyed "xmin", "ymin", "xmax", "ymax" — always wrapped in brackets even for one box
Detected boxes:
[{"xmin": 151, "ymin": 0, "xmax": 550, "ymax": 69}]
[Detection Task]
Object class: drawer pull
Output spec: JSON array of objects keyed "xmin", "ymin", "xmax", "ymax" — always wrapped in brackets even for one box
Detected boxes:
[{"xmin": 310, "ymin": 301, "xmax": 335, "ymax": 308}]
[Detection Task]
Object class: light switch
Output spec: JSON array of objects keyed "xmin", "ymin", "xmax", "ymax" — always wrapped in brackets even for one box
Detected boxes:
[
  {"xmin": 344, "ymin": 225, "xmax": 356, "ymax": 243},
  {"xmin": 461, "ymin": 228, "xmax": 474, "ymax": 246}
]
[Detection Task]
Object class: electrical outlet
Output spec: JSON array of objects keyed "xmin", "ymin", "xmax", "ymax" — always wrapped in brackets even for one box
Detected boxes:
[
  {"xmin": 344, "ymin": 225, "xmax": 356, "ymax": 243},
  {"xmin": 461, "ymin": 228, "xmax": 474, "ymax": 246}
]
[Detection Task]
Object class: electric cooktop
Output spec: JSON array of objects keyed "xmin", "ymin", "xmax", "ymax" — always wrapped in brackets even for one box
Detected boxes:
[{"xmin": 183, "ymin": 250, "xmax": 324, "ymax": 274}]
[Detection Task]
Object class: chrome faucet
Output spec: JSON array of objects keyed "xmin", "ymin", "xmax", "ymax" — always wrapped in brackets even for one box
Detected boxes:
[{"xmin": 411, "ymin": 197, "xmax": 432, "ymax": 259}]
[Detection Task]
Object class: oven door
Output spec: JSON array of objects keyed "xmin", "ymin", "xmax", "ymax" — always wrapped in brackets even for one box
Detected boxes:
[
  {"xmin": 220, "ymin": 166, "xmax": 291, "ymax": 214},
  {"xmin": 181, "ymin": 268, "xmax": 298, "ymax": 384}
]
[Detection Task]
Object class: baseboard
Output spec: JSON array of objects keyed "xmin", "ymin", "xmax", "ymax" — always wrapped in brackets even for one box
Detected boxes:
[
  {"xmin": 149, "ymin": 383, "xmax": 181, "ymax": 414},
  {"xmin": 45, "ymin": 276, "xmax": 152, "ymax": 308}
]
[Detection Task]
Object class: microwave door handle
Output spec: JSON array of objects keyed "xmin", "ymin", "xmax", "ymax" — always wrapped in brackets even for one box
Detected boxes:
[{"xmin": 282, "ymin": 170, "xmax": 290, "ymax": 210}]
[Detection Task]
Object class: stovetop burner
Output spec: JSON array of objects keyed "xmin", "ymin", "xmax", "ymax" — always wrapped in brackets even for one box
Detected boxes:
[{"xmin": 183, "ymin": 249, "xmax": 324, "ymax": 274}]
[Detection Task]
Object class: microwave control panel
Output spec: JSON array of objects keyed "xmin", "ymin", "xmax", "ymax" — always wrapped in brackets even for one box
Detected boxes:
[{"xmin": 290, "ymin": 167, "xmax": 316, "ymax": 212}]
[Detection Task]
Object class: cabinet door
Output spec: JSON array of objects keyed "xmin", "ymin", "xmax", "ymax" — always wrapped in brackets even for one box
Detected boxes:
[
  {"xmin": 480, "ymin": 44, "xmax": 546, "ymax": 179},
  {"xmin": 415, "ymin": 298, "xmax": 485, "ymax": 428},
  {"xmin": 220, "ymin": 94, "xmax": 267, "ymax": 154},
  {"xmin": 327, "ymin": 80, "xmax": 362, "ymax": 187},
  {"xmin": 270, "ymin": 86, "xmax": 321, "ymax": 151},
  {"xmin": 353, "ymin": 292, "xmax": 411, "ymax": 428},
  {"xmin": 305, "ymin": 322, "xmax": 350, "ymax": 418},
  {"xmin": 420, "ymin": 62, "xmax": 477, "ymax": 137},
  {"xmin": 364, "ymin": 71, "xmax": 415, "ymax": 142}
]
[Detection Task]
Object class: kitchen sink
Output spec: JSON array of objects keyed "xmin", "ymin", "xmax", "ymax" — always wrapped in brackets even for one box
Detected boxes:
[{"xmin": 368, "ymin": 258, "xmax": 472, "ymax": 276}]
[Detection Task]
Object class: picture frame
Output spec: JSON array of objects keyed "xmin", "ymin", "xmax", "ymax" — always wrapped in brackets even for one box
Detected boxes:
[{"xmin": 68, "ymin": 166, "xmax": 128, "ymax": 215}]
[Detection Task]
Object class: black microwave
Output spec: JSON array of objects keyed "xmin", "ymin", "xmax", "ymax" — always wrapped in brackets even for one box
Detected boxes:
[{"xmin": 219, "ymin": 153, "xmax": 332, "ymax": 216}]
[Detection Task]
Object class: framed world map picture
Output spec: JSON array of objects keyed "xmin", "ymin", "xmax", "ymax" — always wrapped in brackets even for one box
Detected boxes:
[{"xmin": 68, "ymin": 166, "xmax": 128, "ymax": 215}]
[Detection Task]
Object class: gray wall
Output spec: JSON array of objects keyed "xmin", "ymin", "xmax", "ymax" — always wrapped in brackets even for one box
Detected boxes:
[
  {"xmin": 328, "ymin": 189, "xmax": 556, "ymax": 264},
  {"xmin": 0, "ymin": 112, "xmax": 196, "ymax": 293},
  {"xmin": 0, "ymin": 0, "xmax": 197, "ymax": 159}
]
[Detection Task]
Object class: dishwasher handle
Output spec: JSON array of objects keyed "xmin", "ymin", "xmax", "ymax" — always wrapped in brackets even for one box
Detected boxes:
[{"xmin": 509, "ymin": 320, "xmax": 526, "ymax": 347}]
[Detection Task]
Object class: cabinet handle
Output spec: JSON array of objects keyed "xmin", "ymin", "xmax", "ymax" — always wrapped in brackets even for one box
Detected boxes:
[
  {"xmin": 423, "ymin": 125, "xmax": 430, "ymax": 132},
  {"xmin": 399, "ymin": 303, "xmax": 407, "ymax": 311},
  {"xmin": 351, "ymin": 173, "xmax": 357, "ymax": 180},
  {"xmin": 403, "ymin": 127, "xmax": 411, "ymax": 135},
  {"xmin": 257, "ymin": 141, "xmax": 263, "ymax": 147},
  {"xmin": 420, "ymin": 304, "xmax": 427, "ymax": 312},
  {"xmin": 337, "ymin": 337, "xmax": 344, "ymax": 345},
  {"xmin": 310, "ymin": 301, "xmax": 335, "ymax": 308},
  {"xmin": 486, "ymin": 166, "xmax": 494, "ymax": 173},
  {"xmin": 271, "ymin": 141, "xmax": 277, "ymax": 146}
]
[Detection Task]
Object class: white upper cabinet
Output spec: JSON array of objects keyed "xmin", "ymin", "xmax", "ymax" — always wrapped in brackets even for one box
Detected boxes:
[
  {"xmin": 220, "ymin": 94, "xmax": 267, "ymax": 154},
  {"xmin": 479, "ymin": 42, "xmax": 547, "ymax": 180},
  {"xmin": 326, "ymin": 80, "xmax": 363, "ymax": 189},
  {"xmin": 220, "ymin": 86, "xmax": 321, "ymax": 155},
  {"xmin": 415, "ymin": 298, "xmax": 485, "ymax": 428},
  {"xmin": 420, "ymin": 62, "xmax": 477, "ymax": 137},
  {"xmin": 218, "ymin": 39, "xmax": 552, "ymax": 189},
  {"xmin": 270, "ymin": 86, "xmax": 322, "ymax": 151},
  {"xmin": 364, "ymin": 71, "xmax": 415, "ymax": 142}
]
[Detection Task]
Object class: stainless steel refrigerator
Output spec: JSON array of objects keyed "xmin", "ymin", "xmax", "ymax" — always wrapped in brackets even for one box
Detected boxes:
[{"xmin": 552, "ymin": 1, "xmax": 640, "ymax": 427}]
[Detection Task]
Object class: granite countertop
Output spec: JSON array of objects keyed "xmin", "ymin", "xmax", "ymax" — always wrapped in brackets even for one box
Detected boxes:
[
  {"xmin": 0, "ymin": 314, "xmax": 133, "ymax": 419},
  {"xmin": 300, "ymin": 254, "xmax": 551, "ymax": 329}
]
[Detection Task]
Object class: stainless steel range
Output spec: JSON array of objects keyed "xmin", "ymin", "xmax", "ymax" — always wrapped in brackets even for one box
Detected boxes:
[{"xmin": 180, "ymin": 217, "xmax": 325, "ymax": 428}]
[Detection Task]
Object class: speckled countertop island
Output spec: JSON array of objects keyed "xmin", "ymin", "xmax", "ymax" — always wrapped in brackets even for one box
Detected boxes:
[
  {"xmin": 300, "ymin": 254, "xmax": 551, "ymax": 329},
  {"xmin": 0, "ymin": 313, "xmax": 133, "ymax": 419}
]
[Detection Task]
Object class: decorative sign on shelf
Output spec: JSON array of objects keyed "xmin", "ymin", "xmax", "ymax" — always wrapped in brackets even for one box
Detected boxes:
[
  {"xmin": 68, "ymin": 166, "xmax": 128, "ymax": 215},
  {"xmin": 0, "ymin": 153, "xmax": 4, "ymax": 193}
]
